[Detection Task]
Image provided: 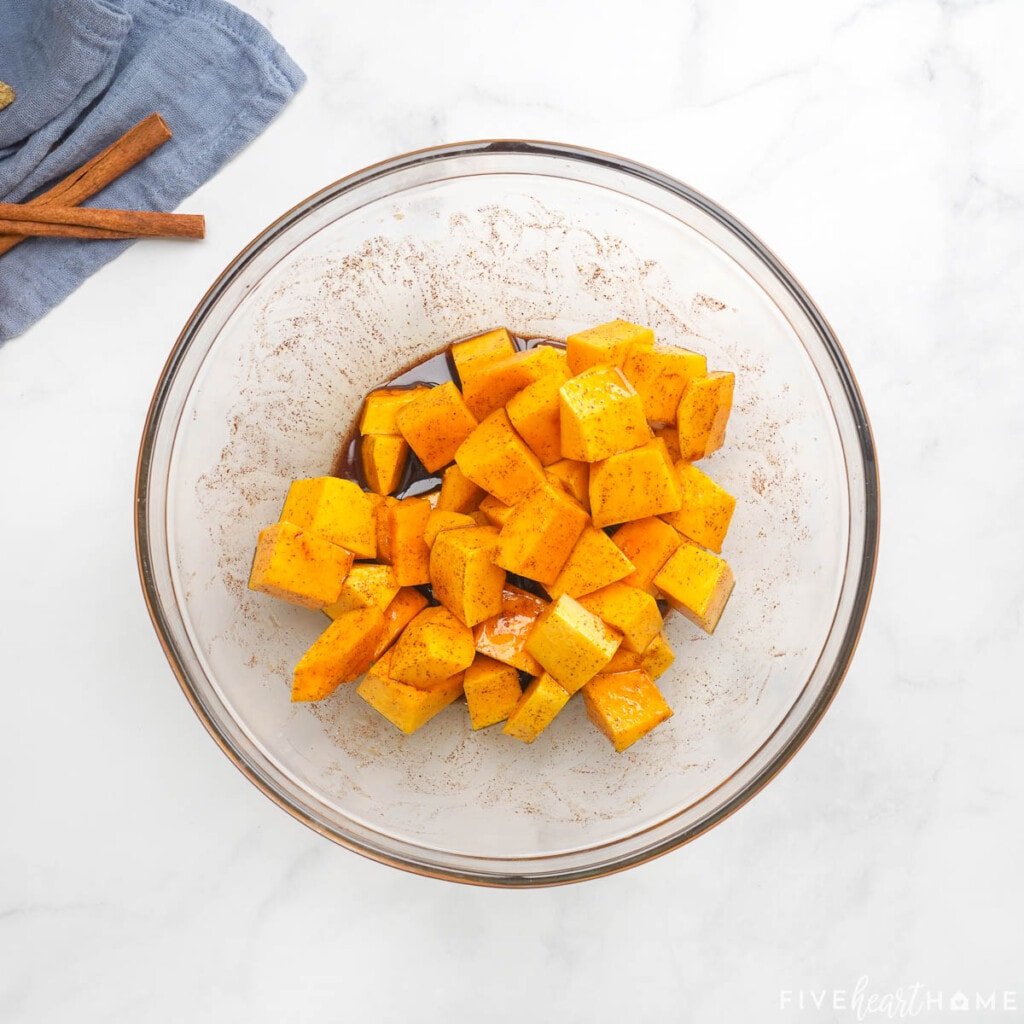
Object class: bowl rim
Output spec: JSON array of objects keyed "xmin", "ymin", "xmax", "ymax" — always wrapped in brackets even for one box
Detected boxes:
[{"xmin": 135, "ymin": 139, "xmax": 880, "ymax": 887}]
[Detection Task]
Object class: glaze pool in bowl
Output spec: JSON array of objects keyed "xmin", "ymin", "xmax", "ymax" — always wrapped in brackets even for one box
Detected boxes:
[{"xmin": 135, "ymin": 141, "xmax": 879, "ymax": 886}]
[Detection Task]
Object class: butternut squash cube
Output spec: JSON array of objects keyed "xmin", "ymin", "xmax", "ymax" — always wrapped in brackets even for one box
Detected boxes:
[
  {"xmin": 374, "ymin": 587, "xmax": 429, "ymax": 658},
  {"xmin": 323, "ymin": 564, "xmax": 400, "ymax": 619},
  {"xmin": 579, "ymin": 582, "xmax": 662, "ymax": 653},
  {"xmin": 473, "ymin": 585, "xmax": 547, "ymax": 674},
  {"xmin": 479, "ymin": 494, "xmax": 514, "ymax": 528},
  {"xmin": 611, "ymin": 516, "xmax": 683, "ymax": 595},
  {"xmin": 359, "ymin": 387, "xmax": 428, "ymax": 435},
  {"xmin": 374, "ymin": 495, "xmax": 396, "ymax": 563},
  {"xmin": 502, "ymin": 672, "xmax": 572, "ymax": 743},
  {"xmin": 566, "ymin": 319, "xmax": 654, "ymax": 375},
  {"xmin": 495, "ymin": 483, "xmax": 588, "ymax": 586},
  {"xmin": 589, "ymin": 437, "xmax": 683, "ymax": 527},
  {"xmin": 292, "ymin": 606, "xmax": 385, "ymax": 702},
  {"xmin": 437, "ymin": 463, "xmax": 485, "ymax": 513},
  {"xmin": 506, "ymin": 372, "xmax": 566, "ymax": 466},
  {"xmin": 469, "ymin": 510, "xmax": 490, "ymax": 526},
  {"xmin": 463, "ymin": 655, "xmax": 522, "ymax": 730},
  {"xmin": 249, "ymin": 522, "xmax": 353, "ymax": 610},
  {"xmin": 357, "ymin": 651, "xmax": 464, "ymax": 734},
  {"xmin": 583, "ymin": 669, "xmax": 673, "ymax": 752},
  {"xmin": 454, "ymin": 409, "xmax": 546, "ymax": 506},
  {"xmin": 661, "ymin": 462, "xmax": 736, "ymax": 553},
  {"xmin": 361, "ymin": 434, "xmax": 409, "ymax": 496},
  {"xmin": 544, "ymin": 458, "xmax": 590, "ymax": 510},
  {"xmin": 451, "ymin": 328, "xmax": 516, "ymax": 414},
  {"xmin": 431, "ymin": 526, "xmax": 506, "ymax": 627},
  {"xmin": 423, "ymin": 509, "xmax": 475, "ymax": 548},
  {"xmin": 463, "ymin": 346, "xmax": 568, "ymax": 420},
  {"xmin": 603, "ymin": 647, "xmax": 643, "ymax": 674},
  {"xmin": 622, "ymin": 345, "xmax": 708, "ymax": 423},
  {"xmin": 548, "ymin": 526, "xmax": 635, "ymax": 599},
  {"xmin": 378, "ymin": 496, "xmax": 431, "ymax": 586},
  {"xmin": 559, "ymin": 366, "xmax": 650, "ymax": 462},
  {"xmin": 249, "ymin": 520, "xmax": 354, "ymax": 606},
  {"xmin": 396, "ymin": 381, "xmax": 478, "ymax": 472},
  {"xmin": 641, "ymin": 632, "xmax": 675, "ymax": 680},
  {"xmin": 389, "ymin": 606, "xmax": 476, "ymax": 688},
  {"xmin": 281, "ymin": 476, "xmax": 376, "ymax": 558},
  {"xmin": 525, "ymin": 594, "xmax": 621, "ymax": 694},
  {"xmin": 676, "ymin": 371, "xmax": 734, "ymax": 461},
  {"xmin": 655, "ymin": 424, "xmax": 682, "ymax": 462},
  {"xmin": 654, "ymin": 541, "xmax": 735, "ymax": 633}
]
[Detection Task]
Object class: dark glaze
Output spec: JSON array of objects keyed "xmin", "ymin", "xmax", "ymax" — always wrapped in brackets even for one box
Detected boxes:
[{"xmin": 331, "ymin": 350, "xmax": 451, "ymax": 495}]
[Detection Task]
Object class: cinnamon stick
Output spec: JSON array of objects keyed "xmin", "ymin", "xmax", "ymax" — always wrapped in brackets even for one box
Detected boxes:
[
  {"xmin": 0, "ymin": 203, "xmax": 204, "ymax": 240},
  {"xmin": 0, "ymin": 113, "xmax": 173, "ymax": 257}
]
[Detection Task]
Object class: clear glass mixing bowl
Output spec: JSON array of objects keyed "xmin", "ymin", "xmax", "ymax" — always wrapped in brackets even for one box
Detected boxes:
[{"xmin": 136, "ymin": 141, "xmax": 879, "ymax": 886}]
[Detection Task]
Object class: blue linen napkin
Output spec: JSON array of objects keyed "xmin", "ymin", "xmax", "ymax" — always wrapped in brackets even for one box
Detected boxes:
[{"xmin": 0, "ymin": 0, "xmax": 305, "ymax": 343}]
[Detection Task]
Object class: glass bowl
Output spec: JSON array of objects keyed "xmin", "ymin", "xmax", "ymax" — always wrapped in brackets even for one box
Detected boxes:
[{"xmin": 136, "ymin": 141, "xmax": 879, "ymax": 886}]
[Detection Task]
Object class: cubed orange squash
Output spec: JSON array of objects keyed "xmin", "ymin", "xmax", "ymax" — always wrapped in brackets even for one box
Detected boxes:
[
  {"xmin": 454, "ymin": 409, "xmax": 546, "ymax": 506},
  {"xmin": 423, "ymin": 508, "xmax": 476, "ymax": 548},
  {"xmin": 323, "ymin": 564, "xmax": 400, "ymax": 618},
  {"xmin": 280, "ymin": 477, "xmax": 376, "ymax": 558},
  {"xmin": 473, "ymin": 585, "xmax": 547, "ymax": 674},
  {"xmin": 566, "ymin": 319, "xmax": 654, "ymax": 375},
  {"xmin": 611, "ymin": 517, "xmax": 683, "ymax": 595},
  {"xmin": 603, "ymin": 647, "xmax": 643, "ymax": 674},
  {"xmin": 389, "ymin": 606, "xmax": 476, "ymax": 687},
  {"xmin": 249, "ymin": 522, "xmax": 353, "ymax": 610},
  {"xmin": 374, "ymin": 496, "xmax": 396, "ymax": 563},
  {"xmin": 622, "ymin": 345, "xmax": 707, "ymax": 423},
  {"xmin": 379, "ymin": 496, "xmax": 431, "ymax": 586},
  {"xmin": 451, "ymin": 328, "xmax": 516, "ymax": 413},
  {"xmin": 583, "ymin": 669, "xmax": 673, "ymax": 752},
  {"xmin": 463, "ymin": 655, "xmax": 522, "ymax": 730},
  {"xmin": 495, "ymin": 483, "xmax": 588, "ymax": 586},
  {"xmin": 660, "ymin": 462, "xmax": 736, "ymax": 553},
  {"xmin": 525, "ymin": 594, "xmax": 622, "ymax": 694},
  {"xmin": 361, "ymin": 434, "xmax": 409, "ymax": 496},
  {"xmin": 469, "ymin": 510, "xmax": 490, "ymax": 526},
  {"xmin": 654, "ymin": 541, "xmax": 735, "ymax": 633},
  {"xmin": 654, "ymin": 424, "xmax": 682, "ymax": 462},
  {"xmin": 544, "ymin": 458, "xmax": 590, "ymax": 510},
  {"xmin": 559, "ymin": 366, "xmax": 650, "ymax": 462},
  {"xmin": 506, "ymin": 372, "xmax": 566, "ymax": 466},
  {"xmin": 374, "ymin": 587, "xmax": 429, "ymax": 658},
  {"xmin": 479, "ymin": 494, "xmax": 514, "ymax": 528},
  {"xmin": 676, "ymin": 371, "xmax": 734, "ymax": 461},
  {"xmin": 292, "ymin": 607, "xmax": 385, "ymax": 702},
  {"xmin": 359, "ymin": 386, "xmax": 428, "ymax": 435},
  {"xmin": 463, "ymin": 346, "xmax": 568, "ymax": 420},
  {"xmin": 579, "ymin": 582, "xmax": 662, "ymax": 653},
  {"xmin": 430, "ymin": 525, "xmax": 506, "ymax": 627},
  {"xmin": 548, "ymin": 526, "xmax": 635, "ymax": 599},
  {"xmin": 437, "ymin": 463, "xmax": 485, "ymax": 513},
  {"xmin": 640, "ymin": 632, "xmax": 675, "ymax": 680},
  {"xmin": 357, "ymin": 651, "xmax": 464, "ymax": 734},
  {"xmin": 589, "ymin": 437, "xmax": 683, "ymax": 527},
  {"xmin": 502, "ymin": 672, "xmax": 572, "ymax": 743},
  {"xmin": 396, "ymin": 381, "xmax": 478, "ymax": 472}
]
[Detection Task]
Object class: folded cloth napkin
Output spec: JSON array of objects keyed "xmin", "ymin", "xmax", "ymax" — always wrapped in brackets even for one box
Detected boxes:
[{"xmin": 0, "ymin": 0, "xmax": 305, "ymax": 342}]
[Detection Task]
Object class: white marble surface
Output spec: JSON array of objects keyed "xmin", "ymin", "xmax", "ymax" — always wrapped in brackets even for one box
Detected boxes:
[{"xmin": 2, "ymin": 1, "xmax": 1023, "ymax": 1020}]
